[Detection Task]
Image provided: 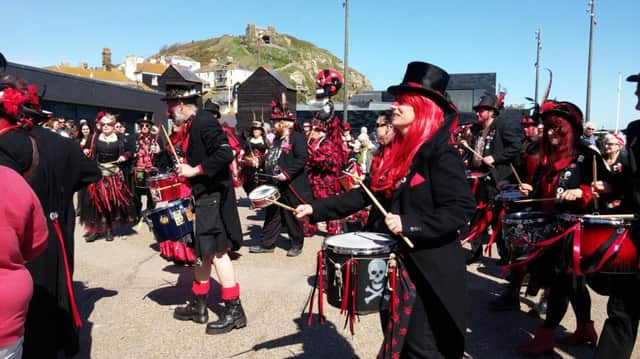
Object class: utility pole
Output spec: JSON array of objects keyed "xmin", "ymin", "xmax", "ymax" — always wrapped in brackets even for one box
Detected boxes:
[
  {"xmin": 585, "ymin": 0, "xmax": 596, "ymax": 122},
  {"xmin": 534, "ymin": 29, "xmax": 541, "ymax": 104},
  {"xmin": 343, "ymin": 0, "xmax": 350, "ymax": 123}
]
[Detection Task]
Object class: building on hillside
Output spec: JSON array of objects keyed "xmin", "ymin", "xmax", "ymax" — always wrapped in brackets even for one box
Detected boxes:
[
  {"xmin": 7, "ymin": 61, "xmax": 166, "ymax": 132},
  {"xmin": 236, "ymin": 66, "xmax": 296, "ymax": 130},
  {"xmin": 165, "ymin": 55, "xmax": 200, "ymax": 71},
  {"xmin": 196, "ymin": 62, "xmax": 252, "ymax": 112},
  {"xmin": 245, "ymin": 24, "xmax": 276, "ymax": 42}
]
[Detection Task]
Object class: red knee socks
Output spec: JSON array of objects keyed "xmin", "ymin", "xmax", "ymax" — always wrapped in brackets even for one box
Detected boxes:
[
  {"xmin": 221, "ymin": 283, "xmax": 240, "ymax": 301},
  {"xmin": 192, "ymin": 280, "xmax": 210, "ymax": 296}
]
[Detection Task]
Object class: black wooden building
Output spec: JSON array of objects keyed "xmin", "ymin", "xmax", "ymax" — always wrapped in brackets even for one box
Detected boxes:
[
  {"xmin": 236, "ymin": 67, "xmax": 297, "ymax": 130},
  {"xmin": 5, "ymin": 61, "xmax": 166, "ymax": 132},
  {"xmin": 157, "ymin": 64, "xmax": 204, "ymax": 93}
]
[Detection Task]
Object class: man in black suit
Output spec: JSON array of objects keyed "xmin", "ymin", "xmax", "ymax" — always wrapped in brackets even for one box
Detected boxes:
[
  {"xmin": 249, "ymin": 101, "xmax": 313, "ymax": 257},
  {"xmin": 466, "ymin": 93, "xmax": 524, "ymax": 264},
  {"xmin": 165, "ymin": 84, "xmax": 246, "ymax": 335}
]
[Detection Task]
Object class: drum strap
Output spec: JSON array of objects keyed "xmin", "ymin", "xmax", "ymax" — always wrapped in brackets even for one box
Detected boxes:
[
  {"xmin": 485, "ymin": 206, "xmax": 506, "ymax": 256},
  {"xmin": 50, "ymin": 213, "xmax": 82, "ymax": 328},
  {"xmin": 582, "ymin": 227, "xmax": 629, "ymax": 274},
  {"xmin": 307, "ymin": 250, "xmax": 326, "ymax": 325},
  {"xmin": 341, "ymin": 258, "xmax": 359, "ymax": 335}
]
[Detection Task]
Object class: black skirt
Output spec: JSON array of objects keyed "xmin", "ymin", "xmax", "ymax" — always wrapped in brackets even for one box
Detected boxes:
[{"xmin": 193, "ymin": 192, "xmax": 231, "ymax": 257}]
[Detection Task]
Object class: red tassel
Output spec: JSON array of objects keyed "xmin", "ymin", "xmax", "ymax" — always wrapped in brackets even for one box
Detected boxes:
[{"xmin": 50, "ymin": 213, "xmax": 82, "ymax": 328}]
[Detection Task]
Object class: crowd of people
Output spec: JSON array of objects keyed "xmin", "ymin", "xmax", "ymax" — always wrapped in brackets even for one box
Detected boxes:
[{"xmin": 3, "ymin": 46, "xmax": 640, "ymax": 359}]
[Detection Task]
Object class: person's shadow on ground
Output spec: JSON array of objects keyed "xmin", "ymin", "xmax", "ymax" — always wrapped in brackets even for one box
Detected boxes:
[
  {"xmin": 228, "ymin": 314, "xmax": 358, "ymax": 358},
  {"xmin": 74, "ymin": 282, "xmax": 118, "ymax": 359}
]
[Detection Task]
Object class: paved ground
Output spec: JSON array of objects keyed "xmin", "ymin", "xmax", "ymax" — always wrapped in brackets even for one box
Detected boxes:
[{"xmin": 70, "ymin": 193, "xmax": 640, "ymax": 358}]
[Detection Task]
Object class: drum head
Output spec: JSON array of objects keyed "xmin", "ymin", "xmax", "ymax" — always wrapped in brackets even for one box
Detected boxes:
[
  {"xmin": 495, "ymin": 190, "xmax": 525, "ymax": 202},
  {"xmin": 249, "ymin": 185, "xmax": 278, "ymax": 200},
  {"xmin": 324, "ymin": 232, "xmax": 396, "ymax": 255},
  {"xmin": 148, "ymin": 173, "xmax": 173, "ymax": 181},
  {"xmin": 466, "ymin": 171, "xmax": 488, "ymax": 179},
  {"xmin": 503, "ymin": 211, "xmax": 549, "ymax": 224}
]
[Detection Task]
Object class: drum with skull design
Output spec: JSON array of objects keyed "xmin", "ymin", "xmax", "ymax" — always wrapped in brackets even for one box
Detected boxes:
[{"xmin": 322, "ymin": 232, "xmax": 397, "ymax": 314}]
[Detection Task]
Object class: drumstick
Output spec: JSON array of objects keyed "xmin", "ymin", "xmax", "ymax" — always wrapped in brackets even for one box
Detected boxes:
[
  {"xmin": 267, "ymin": 199, "xmax": 296, "ymax": 212},
  {"xmin": 592, "ymin": 156, "xmax": 599, "ymax": 210},
  {"xmin": 460, "ymin": 140, "xmax": 494, "ymax": 168},
  {"xmin": 342, "ymin": 171, "xmax": 415, "ymax": 248},
  {"xmin": 510, "ymin": 164, "xmax": 523, "ymax": 186},
  {"xmin": 161, "ymin": 125, "xmax": 182, "ymax": 165},
  {"xmin": 513, "ymin": 197, "xmax": 558, "ymax": 203}
]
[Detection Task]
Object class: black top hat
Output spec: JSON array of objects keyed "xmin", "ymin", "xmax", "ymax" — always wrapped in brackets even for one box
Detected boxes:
[
  {"xmin": 473, "ymin": 94, "xmax": 499, "ymax": 112},
  {"xmin": 0, "ymin": 52, "xmax": 6, "ymax": 73},
  {"xmin": 627, "ymin": 73, "xmax": 640, "ymax": 83},
  {"xmin": 160, "ymin": 84, "xmax": 201, "ymax": 102},
  {"xmin": 387, "ymin": 61, "xmax": 452, "ymax": 113},
  {"xmin": 203, "ymin": 99, "xmax": 220, "ymax": 117},
  {"xmin": 137, "ymin": 113, "xmax": 153, "ymax": 124},
  {"xmin": 540, "ymin": 100, "xmax": 584, "ymax": 134},
  {"xmin": 251, "ymin": 120, "xmax": 264, "ymax": 130}
]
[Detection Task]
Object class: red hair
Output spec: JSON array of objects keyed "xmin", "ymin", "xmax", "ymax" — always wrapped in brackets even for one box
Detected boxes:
[
  {"xmin": 540, "ymin": 115, "xmax": 576, "ymax": 169},
  {"xmin": 370, "ymin": 93, "xmax": 445, "ymax": 192}
]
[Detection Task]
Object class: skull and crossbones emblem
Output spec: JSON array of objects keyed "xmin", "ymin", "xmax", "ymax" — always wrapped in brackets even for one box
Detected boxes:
[{"xmin": 364, "ymin": 259, "xmax": 387, "ymax": 304}]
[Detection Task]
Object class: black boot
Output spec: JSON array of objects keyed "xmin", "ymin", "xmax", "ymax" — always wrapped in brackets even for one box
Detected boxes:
[
  {"xmin": 105, "ymin": 231, "xmax": 114, "ymax": 242},
  {"xmin": 174, "ymin": 294, "xmax": 208, "ymax": 323},
  {"xmin": 206, "ymin": 298, "xmax": 247, "ymax": 335},
  {"xmin": 85, "ymin": 233, "xmax": 99, "ymax": 243}
]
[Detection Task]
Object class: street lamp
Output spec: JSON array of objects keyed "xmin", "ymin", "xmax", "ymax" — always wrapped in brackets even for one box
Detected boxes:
[{"xmin": 343, "ymin": 0, "xmax": 350, "ymax": 123}]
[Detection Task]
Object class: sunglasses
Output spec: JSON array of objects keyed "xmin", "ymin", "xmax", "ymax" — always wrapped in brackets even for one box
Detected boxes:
[
  {"xmin": 375, "ymin": 122, "xmax": 389, "ymax": 128},
  {"xmin": 101, "ymin": 122, "xmax": 114, "ymax": 127},
  {"xmin": 140, "ymin": 124, "xmax": 151, "ymax": 128}
]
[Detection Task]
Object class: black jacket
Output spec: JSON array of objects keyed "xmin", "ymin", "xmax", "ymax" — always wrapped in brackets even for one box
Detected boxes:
[
  {"xmin": 479, "ymin": 116, "xmax": 524, "ymax": 183},
  {"xmin": 311, "ymin": 116, "xmax": 475, "ymax": 357},
  {"xmin": 185, "ymin": 109, "xmax": 243, "ymax": 250},
  {"xmin": 272, "ymin": 130, "xmax": 313, "ymax": 205}
]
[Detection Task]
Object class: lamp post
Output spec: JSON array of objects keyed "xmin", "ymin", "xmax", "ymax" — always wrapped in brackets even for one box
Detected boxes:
[
  {"xmin": 585, "ymin": 0, "xmax": 596, "ymax": 122},
  {"xmin": 342, "ymin": 0, "xmax": 350, "ymax": 123},
  {"xmin": 534, "ymin": 29, "xmax": 541, "ymax": 104}
]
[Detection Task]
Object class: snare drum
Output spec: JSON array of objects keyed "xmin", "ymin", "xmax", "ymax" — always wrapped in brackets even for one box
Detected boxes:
[
  {"xmin": 466, "ymin": 171, "xmax": 489, "ymax": 196},
  {"xmin": 248, "ymin": 185, "xmax": 280, "ymax": 209},
  {"xmin": 144, "ymin": 198, "xmax": 195, "ymax": 242},
  {"xmin": 323, "ymin": 232, "xmax": 396, "ymax": 314},
  {"xmin": 135, "ymin": 167, "xmax": 157, "ymax": 189},
  {"xmin": 148, "ymin": 173, "xmax": 182, "ymax": 203},
  {"xmin": 502, "ymin": 212, "xmax": 557, "ymax": 260},
  {"xmin": 559, "ymin": 214, "xmax": 638, "ymax": 274}
]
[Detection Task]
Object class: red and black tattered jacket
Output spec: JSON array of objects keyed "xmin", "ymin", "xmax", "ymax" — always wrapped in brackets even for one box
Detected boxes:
[{"xmin": 306, "ymin": 137, "xmax": 342, "ymax": 176}]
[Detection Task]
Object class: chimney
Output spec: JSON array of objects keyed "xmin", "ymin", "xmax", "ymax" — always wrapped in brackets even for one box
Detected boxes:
[{"xmin": 102, "ymin": 48, "xmax": 112, "ymax": 71}]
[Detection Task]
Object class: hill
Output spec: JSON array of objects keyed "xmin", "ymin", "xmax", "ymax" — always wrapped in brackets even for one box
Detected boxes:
[{"xmin": 154, "ymin": 31, "xmax": 373, "ymax": 102}]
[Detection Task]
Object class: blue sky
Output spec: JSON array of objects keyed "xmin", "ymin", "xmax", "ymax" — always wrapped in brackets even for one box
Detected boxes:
[{"xmin": 3, "ymin": 0, "xmax": 639, "ymax": 129}]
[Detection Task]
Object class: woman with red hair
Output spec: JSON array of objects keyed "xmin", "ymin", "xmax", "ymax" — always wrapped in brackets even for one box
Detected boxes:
[
  {"xmin": 296, "ymin": 62, "xmax": 475, "ymax": 358},
  {"xmin": 515, "ymin": 100, "xmax": 601, "ymax": 355}
]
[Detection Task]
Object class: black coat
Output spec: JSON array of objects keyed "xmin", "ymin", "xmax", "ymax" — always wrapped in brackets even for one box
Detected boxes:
[
  {"xmin": 185, "ymin": 109, "xmax": 243, "ymax": 250},
  {"xmin": 25, "ymin": 126, "xmax": 102, "ymax": 357},
  {"xmin": 311, "ymin": 121, "xmax": 476, "ymax": 357},
  {"xmin": 272, "ymin": 130, "xmax": 313, "ymax": 205},
  {"xmin": 480, "ymin": 116, "xmax": 524, "ymax": 183}
]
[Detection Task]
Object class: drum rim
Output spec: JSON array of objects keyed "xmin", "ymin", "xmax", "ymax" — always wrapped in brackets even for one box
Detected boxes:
[
  {"xmin": 148, "ymin": 173, "xmax": 174, "ymax": 180},
  {"xmin": 323, "ymin": 232, "xmax": 396, "ymax": 255},
  {"xmin": 559, "ymin": 213, "xmax": 633, "ymax": 226},
  {"xmin": 144, "ymin": 197, "xmax": 192, "ymax": 215},
  {"xmin": 502, "ymin": 211, "xmax": 550, "ymax": 224},
  {"xmin": 249, "ymin": 184, "xmax": 278, "ymax": 199},
  {"xmin": 465, "ymin": 171, "xmax": 489, "ymax": 178},
  {"xmin": 495, "ymin": 190, "xmax": 525, "ymax": 201}
]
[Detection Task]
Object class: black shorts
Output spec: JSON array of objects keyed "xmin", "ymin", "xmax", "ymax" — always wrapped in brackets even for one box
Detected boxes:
[{"xmin": 194, "ymin": 192, "xmax": 231, "ymax": 257}]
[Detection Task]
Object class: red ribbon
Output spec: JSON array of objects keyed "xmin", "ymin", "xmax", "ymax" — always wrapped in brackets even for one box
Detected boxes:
[
  {"xmin": 461, "ymin": 202, "xmax": 492, "ymax": 244},
  {"xmin": 591, "ymin": 228, "xmax": 629, "ymax": 273},
  {"xmin": 485, "ymin": 206, "xmax": 506, "ymax": 256},
  {"xmin": 307, "ymin": 250, "xmax": 326, "ymax": 325},
  {"xmin": 50, "ymin": 213, "xmax": 82, "ymax": 327},
  {"xmin": 341, "ymin": 258, "xmax": 359, "ymax": 335}
]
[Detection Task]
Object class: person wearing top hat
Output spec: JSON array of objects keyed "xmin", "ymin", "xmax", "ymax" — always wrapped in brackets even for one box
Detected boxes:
[
  {"xmin": 164, "ymin": 84, "xmax": 246, "ymax": 335},
  {"xmin": 593, "ymin": 72, "xmax": 640, "ymax": 359},
  {"xmin": 133, "ymin": 114, "xmax": 159, "ymax": 215},
  {"xmin": 465, "ymin": 92, "xmax": 524, "ymax": 264},
  {"xmin": 239, "ymin": 120, "xmax": 268, "ymax": 195},
  {"xmin": 296, "ymin": 61, "xmax": 475, "ymax": 358},
  {"xmin": 304, "ymin": 117, "xmax": 344, "ymax": 237},
  {"xmin": 249, "ymin": 100, "xmax": 313, "ymax": 257}
]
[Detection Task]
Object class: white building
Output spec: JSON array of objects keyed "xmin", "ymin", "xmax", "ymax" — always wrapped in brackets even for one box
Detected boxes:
[
  {"xmin": 166, "ymin": 55, "xmax": 200, "ymax": 71},
  {"xmin": 123, "ymin": 55, "xmax": 144, "ymax": 81}
]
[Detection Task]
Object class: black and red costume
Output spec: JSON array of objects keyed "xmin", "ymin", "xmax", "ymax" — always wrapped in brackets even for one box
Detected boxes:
[
  {"xmin": 305, "ymin": 120, "xmax": 344, "ymax": 236},
  {"xmin": 80, "ymin": 127, "xmax": 136, "ymax": 238},
  {"xmin": 133, "ymin": 124, "xmax": 159, "ymax": 214}
]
